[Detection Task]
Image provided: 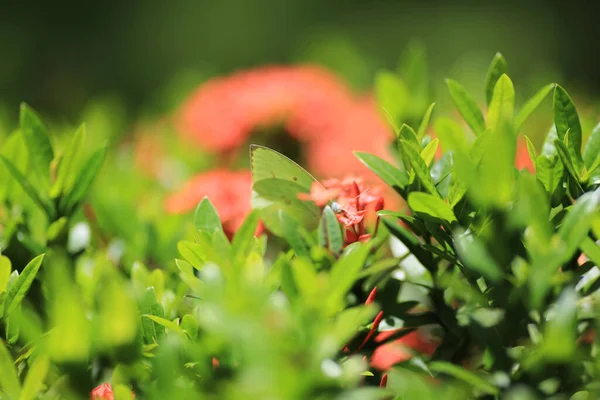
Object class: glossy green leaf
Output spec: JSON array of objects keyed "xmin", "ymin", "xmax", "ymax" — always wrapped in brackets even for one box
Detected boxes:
[
  {"xmin": 565, "ymin": 131, "xmax": 584, "ymax": 176},
  {"xmin": 484, "ymin": 52, "xmax": 508, "ymax": 106},
  {"xmin": 581, "ymin": 237, "xmax": 600, "ymax": 268},
  {"xmin": 0, "ymin": 256, "xmax": 11, "ymax": 294},
  {"xmin": 417, "ymin": 102, "xmax": 435, "ymax": 140},
  {"xmin": 515, "ymin": 83, "xmax": 555, "ymax": 131},
  {"xmin": 231, "ymin": 209, "xmax": 261, "ymax": 259},
  {"xmin": 180, "ymin": 314, "xmax": 198, "ymax": 340},
  {"xmin": 554, "ymin": 85, "xmax": 582, "ymax": 159},
  {"xmin": 429, "ymin": 361, "xmax": 498, "ymax": 395},
  {"xmin": 486, "ymin": 74, "xmax": 515, "ymax": 131},
  {"xmin": 18, "ymin": 354, "xmax": 50, "ymax": 400},
  {"xmin": 139, "ymin": 287, "xmax": 165, "ymax": 345},
  {"xmin": 59, "ymin": 145, "xmax": 108, "ymax": 215},
  {"xmin": 20, "ymin": 103, "xmax": 54, "ymax": 185},
  {"xmin": 0, "ymin": 155, "xmax": 54, "ymax": 218},
  {"xmin": 177, "ymin": 241, "xmax": 206, "ymax": 270},
  {"xmin": 558, "ymin": 189, "xmax": 600, "ymax": 259},
  {"xmin": 583, "ymin": 122, "xmax": 600, "ymax": 172},
  {"xmin": 0, "ymin": 339, "xmax": 21, "ymax": 399},
  {"xmin": 142, "ymin": 315, "xmax": 185, "ymax": 336},
  {"xmin": 399, "ymin": 123, "xmax": 420, "ymax": 147},
  {"xmin": 400, "ymin": 140, "xmax": 439, "ymax": 197},
  {"xmin": 355, "ymin": 151, "xmax": 409, "ymax": 191},
  {"xmin": 554, "ymin": 138, "xmax": 579, "ymax": 182},
  {"xmin": 4, "ymin": 254, "xmax": 44, "ymax": 317},
  {"xmin": 524, "ymin": 135, "xmax": 538, "ymax": 166},
  {"xmin": 446, "ymin": 79, "xmax": 485, "ymax": 135},
  {"xmin": 50, "ymin": 124, "xmax": 85, "ymax": 198},
  {"xmin": 326, "ymin": 243, "xmax": 371, "ymax": 314},
  {"xmin": 536, "ymin": 155, "xmax": 563, "ymax": 196},
  {"xmin": 420, "ymin": 138, "xmax": 439, "ymax": 167},
  {"xmin": 194, "ymin": 197, "xmax": 223, "ymax": 234},
  {"xmin": 319, "ymin": 205, "xmax": 343, "ymax": 255},
  {"xmin": 408, "ymin": 192, "xmax": 456, "ymax": 224},
  {"xmin": 454, "ymin": 230, "xmax": 503, "ymax": 282}
]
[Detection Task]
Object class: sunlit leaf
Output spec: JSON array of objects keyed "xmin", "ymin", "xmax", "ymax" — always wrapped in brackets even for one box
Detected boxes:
[{"xmin": 446, "ymin": 79, "xmax": 485, "ymax": 135}]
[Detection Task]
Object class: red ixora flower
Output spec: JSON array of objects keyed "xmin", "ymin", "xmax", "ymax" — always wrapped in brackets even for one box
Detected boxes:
[
  {"xmin": 177, "ymin": 65, "xmax": 354, "ymax": 152},
  {"xmin": 90, "ymin": 383, "xmax": 135, "ymax": 400},
  {"xmin": 176, "ymin": 65, "xmax": 394, "ymax": 179},
  {"xmin": 344, "ymin": 287, "xmax": 438, "ymax": 371},
  {"xmin": 299, "ymin": 175, "xmax": 384, "ymax": 245},
  {"xmin": 164, "ymin": 169, "xmax": 262, "ymax": 237}
]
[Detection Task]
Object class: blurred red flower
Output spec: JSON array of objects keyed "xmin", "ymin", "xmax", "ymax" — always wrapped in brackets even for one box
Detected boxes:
[
  {"xmin": 90, "ymin": 383, "xmax": 135, "ymax": 400},
  {"xmin": 370, "ymin": 329, "xmax": 438, "ymax": 370},
  {"xmin": 164, "ymin": 169, "xmax": 261, "ymax": 237},
  {"xmin": 305, "ymin": 97, "xmax": 392, "ymax": 178},
  {"xmin": 515, "ymin": 137, "xmax": 535, "ymax": 173},
  {"xmin": 91, "ymin": 383, "xmax": 114, "ymax": 400},
  {"xmin": 177, "ymin": 65, "xmax": 354, "ymax": 152}
]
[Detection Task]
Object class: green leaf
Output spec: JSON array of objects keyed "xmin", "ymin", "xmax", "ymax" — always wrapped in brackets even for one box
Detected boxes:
[
  {"xmin": 20, "ymin": 103, "xmax": 54, "ymax": 186},
  {"xmin": 408, "ymin": 192, "xmax": 456, "ymax": 224},
  {"xmin": 319, "ymin": 206, "xmax": 343, "ymax": 255},
  {"xmin": 400, "ymin": 140, "xmax": 439, "ymax": 197},
  {"xmin": 180, "ymin": 314, "xmax": 198, "ymax": 340},
  {"xmin": 194, "ymin": 197, "xmax": 223, "ymax": 234},
  {"xmin": 354, "ymin": 152, "xmax": 408, "ymax": 191},
  {"xmin": 381, "ymin": 218, "xmax": 432, "ymax": 269},
  {"xmin": 375, "ymin": 71, "xmax": 409, "ymax": 126},
  {"xmin": 420, "ymin": 138, "xmax": 439, "ymax": 167},
  {"xmin": 59, "ymin": 145, "xmax": 108, "ymax": 215},
  {"xmin": 515, "ymin": 83, "xmax": 555, "ymax": 131},
  {"xmin": 554, "ymin": 138, "xmax": 579, "ymax": 182},
  {"xmin": 0, "ymin": 339, "xmax": 21, "ymax": 399},
  {"xmin": 399, "ymin": 123, "xmax": 420, "ymax": 147},
  {"xmin": 583, "ymin": 122, "xmax": 600, "ymax": 169},
  {"xmin": 250, "ymin": 144, "xmax": 318, "ymax": 191},
  {"xmin": 565, "ymin": 131, "xmax": 584, "ymax": 177},
  {"xmin": 486, "ymin": 74, "xmax": 515, "ymax": 131},
  {"xmin": 553, "ymin": 85, "xmax": 582, "ymax": 158},
  {"xmin": 541, "ymin": 288, "xmax": 578, "ymax": 361},
  {"xmin": 524, "ymin": 135, "xmax": 538, "ymax": 166},
  {"xmin": 326, "ymin": 243, "xmax": 371, "ymax": 314},
  {"xmin": 446, "ymin": 79, "xmax": 485, "ymax": 135},
  {"xmin": 113, "ymin": 385, "xmax": 135, "ymax": 400},
  {"xmin": 581, "ymin": 237, "xmax": 600, "ymax": 268},
  {"xmin": 484, "ymin": 52, "xmax": 508, "ymax": 106},
  {"xmin": 231, "ymin": 210, "xmax": 261, "ymax": 260},
  {"xmin": 454, "ymin": 231, "xmax": 503, "ymax": 283},
  {"xmin": 429, "ymin": 361, "xmax": 498, "ymax": 395},
  {"xmin": 18, "ymin": 354, "xmax": 50, "ymax": 400},
  {"xmin": 558, "ymin": 189, "xmax": 600, "ymax": 260},
  {"xmin": 536, "ymin": 155, "xmax": 563, "ymax": 197},
  {"xmin": 0, "ymin": 256, "xmax": 11, "ymax": 294},
  {"xmin": 0, "ymin": 155, "xmax": 55, "ymax": 218},
  {"xmin": 142, "ymin": 315, "xmax": 185, "ymax": 336},
  {"xmin": 4, "ymin": 254, "xmax": 45, "ymax": 317},
  {"xmin": 417, "ymin": 102, "xmax": 435, "ymax": 140},
  {"xmin": 433, "ymin": 117, "xmax": 469, "ymax": 154},
  {"xmin": 139, "ymin": 287, "xmax": 165, "ymax": 345},
  {"xmin": 177, "ymin": 241, "xmax": 206, "ymax": 270},
  {"xmin": 50, "ymin": 124, "xmax": 86, "ymax": 198}
]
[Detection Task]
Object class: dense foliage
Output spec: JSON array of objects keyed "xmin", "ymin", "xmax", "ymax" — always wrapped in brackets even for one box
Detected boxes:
[{"xmin": 0, "ymin": 52, "xmax": 600, "ymax": 400}]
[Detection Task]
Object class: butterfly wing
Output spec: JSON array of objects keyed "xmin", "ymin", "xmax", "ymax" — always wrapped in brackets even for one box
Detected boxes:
[{"xmin": 250, "ymin": 145, "xmax": 321, "ymax": 235}]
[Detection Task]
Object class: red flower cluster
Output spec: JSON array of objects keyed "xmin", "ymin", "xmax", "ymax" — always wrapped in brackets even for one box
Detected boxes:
[
  {"xmin": 347, "ymin": 287, "xmax": 438, "ymax": 371},
  {"xmin": 299, "ymin": 176, "xmax": 384, "ymax": 244},
  {"xmin": 90, "ymin": 383, "xmax": 135, "ymax": 400},
  {"xmin": 176, "ymin": 65, "xmax": 393, "ymax": 178},
  {"xmin": 164, "ymin": 169, "xmax": 262, "ymax": 237}
]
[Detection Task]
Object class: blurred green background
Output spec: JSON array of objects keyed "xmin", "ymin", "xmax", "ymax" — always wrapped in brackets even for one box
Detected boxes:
[{"xmin": 1, "ymin": 0, "xmax": 597, "ymax": 123}]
